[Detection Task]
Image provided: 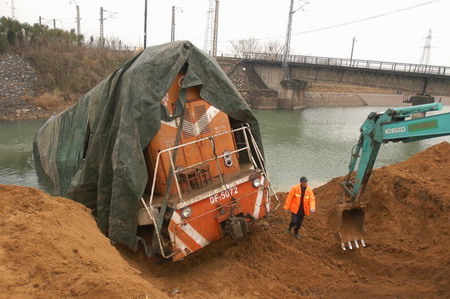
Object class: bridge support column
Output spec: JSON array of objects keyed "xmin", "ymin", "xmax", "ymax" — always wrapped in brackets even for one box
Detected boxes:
[
  {"xmin": 249, "ymin": 89, "xmax": 279, "ymax": 109},
  {"xmin": 403, "ymin": 94, "xmax": 435, "ymax": 119},
  {"xmin": 277, "ymin": 79, "xmax": 307, "ymax": 110}
]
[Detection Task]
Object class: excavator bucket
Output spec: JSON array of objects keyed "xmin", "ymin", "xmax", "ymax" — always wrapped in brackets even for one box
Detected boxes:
[{"xmin": 328, "ymin": 203, "xmax": 366, "ymax": 250}]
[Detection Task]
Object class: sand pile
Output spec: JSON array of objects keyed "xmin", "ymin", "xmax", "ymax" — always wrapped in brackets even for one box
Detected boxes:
[
  {"xmin": 121, "ymin": 142, "xmax": 450, "ymax": 298},
  {"xmin": 311, "ymin": 141, "xmax": 450, "ymax": 297},
  {"xmin": 0, "ymin": 185, "xmax": 166, "ymax": 298},
  {"xmin": 1, "ymin": 142, "xmax": 449, "ymax": 298}
]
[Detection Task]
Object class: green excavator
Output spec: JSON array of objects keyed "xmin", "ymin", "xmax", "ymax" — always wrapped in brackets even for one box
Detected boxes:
[{"xmin": 329, "ymin": 102, "xmax": 450, "ymax": 250}]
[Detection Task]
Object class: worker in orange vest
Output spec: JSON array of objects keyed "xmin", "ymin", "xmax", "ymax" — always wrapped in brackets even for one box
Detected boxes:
[{"xmin": 284, "ymin": 176, "xmax": 316, "ymax": 238}]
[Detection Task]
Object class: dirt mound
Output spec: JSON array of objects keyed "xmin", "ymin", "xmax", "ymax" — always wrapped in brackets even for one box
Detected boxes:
[
  {"xmin": 124, "ymin": 142, "xmax": 449, "ymax": 298},
  {"xmin": 312, "ymin": 141, "xmax": 450, "ymax": 297},
  {"xmin": 363, "ymin": 142, "xmax": 450, "ymax": 248},
  {"xmin": 0, "ymin": 185, "xmax": 166, "ymax": 298},
  {"xmin": 2, "ymin": 142, "xmax": 450, "ymax": 298}
]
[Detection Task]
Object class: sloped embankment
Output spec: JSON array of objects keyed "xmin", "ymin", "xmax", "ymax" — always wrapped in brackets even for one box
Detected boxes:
[
  {"xmin": 123, "ymin": 142, "xmax": 450, "ymax": 298},
  {"xmin": 0, "ymin": 185, "xmax": 166, "ymax": 298},
  {"xmin": 1, "ymin": 142, "xmax": 449, "ymax": 298}
]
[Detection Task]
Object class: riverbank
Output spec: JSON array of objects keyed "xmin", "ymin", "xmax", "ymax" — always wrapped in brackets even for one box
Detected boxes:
[
  {"xmin": 0, "ymin": 104, "xmax": 59, "ymax": 121},
  {"xmin": 0, "ymin": 44, "xmax": 132, "ymax": 121},
  {"xmin": 3, "ymin": 92, "xmax": 432, "ymax": 122},
  {"xmin": 2, "ymin": 50, "xmax": 448, "ymax": 121},
  {"xmin": 1, "ymin": 53, "xmax": 448, "ymax": 121},
  {"xmin": 305, "ymin": 91, "xmax": 366, "ymax": 107},
  {"xmin": 0, "ymin": 53, "xmax": 69, "ymax": 121}
]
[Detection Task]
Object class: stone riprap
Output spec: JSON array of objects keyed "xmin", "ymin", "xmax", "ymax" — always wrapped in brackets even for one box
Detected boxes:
[
  {"xmin": 304, "ymin": 91, "xmax": 367, "ymax": 107},
  {"xmin": 0, "ymin": 53, "xmax": 38, "ymax": 101},
  {"xmin": 0, "ymin": 53, "xmax": 45, "ymax": 121}
]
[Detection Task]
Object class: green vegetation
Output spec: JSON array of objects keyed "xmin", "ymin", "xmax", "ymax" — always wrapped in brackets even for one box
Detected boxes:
[
  {"xmin": 0, "ymin": 17, "xmax": 83, "ymax": 49},
  {"xmin": 0, "ymin": 17, "xmax": 135, "ymax": 109},
  {"xmin": 0, "ymin": 34, "xmax": 7, "ymax": 53},
  {"xmin": 22, "ymin": 42, "xmax": 133, "ymax": 95}
]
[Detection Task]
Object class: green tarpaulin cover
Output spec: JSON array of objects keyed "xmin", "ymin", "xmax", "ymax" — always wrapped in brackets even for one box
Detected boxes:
[{"xmin": 33, "ymin": 41, "xmax": 263, "ymax": 250}]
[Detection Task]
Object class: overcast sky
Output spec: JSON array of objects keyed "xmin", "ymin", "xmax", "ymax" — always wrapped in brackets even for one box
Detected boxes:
[{"xmin": 2, "ymin": 0, "xmax": 449, "ymax": 66}]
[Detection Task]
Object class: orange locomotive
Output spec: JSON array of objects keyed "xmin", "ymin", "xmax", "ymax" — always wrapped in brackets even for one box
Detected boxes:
[{"xmin": 138, "ymin": 74, "xmax": 277, "ymax": 261}]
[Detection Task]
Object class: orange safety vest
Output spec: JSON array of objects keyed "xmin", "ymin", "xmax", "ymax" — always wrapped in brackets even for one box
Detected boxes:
[{"xmin": 284, "ymin": 184, "xmax": 316, "ymax": 216}]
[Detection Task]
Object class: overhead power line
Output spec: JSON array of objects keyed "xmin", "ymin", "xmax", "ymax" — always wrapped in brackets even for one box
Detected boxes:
[
  {"xmin": 292, "ymin": 0, "xmax": 441, "ymax": 37},
  {"xmin": 222, "ymin": 0, "xmax": 441, "ymax": 43}
]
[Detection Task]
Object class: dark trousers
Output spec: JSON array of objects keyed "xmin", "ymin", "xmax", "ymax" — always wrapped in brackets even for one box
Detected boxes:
[{"xmin": 289, "ymin": 212, "xmax": 305, "ymax": 234}]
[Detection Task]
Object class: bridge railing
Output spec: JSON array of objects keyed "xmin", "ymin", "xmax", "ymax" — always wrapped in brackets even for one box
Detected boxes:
[{"xmin": 239, "ymin": 52, "xmax": 448, "ymax": 77}]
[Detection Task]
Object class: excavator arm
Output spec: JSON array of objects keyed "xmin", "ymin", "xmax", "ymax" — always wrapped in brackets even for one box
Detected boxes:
[{"xmin": 330, "ymin": 102, "xmax": 450, "ymax": 250}]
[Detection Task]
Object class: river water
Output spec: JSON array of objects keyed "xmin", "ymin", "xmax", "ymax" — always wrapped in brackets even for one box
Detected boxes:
[
  {"xmin": 0, "ymin": 119, "xmax": 46, "ymax": 188},
  {"xmin": 254, "ymin": 106, "xmax": 450, "ymax": 191},
  {"xmin": 1, "ymin": 106, "xmax": 449, "ymax": 192}
]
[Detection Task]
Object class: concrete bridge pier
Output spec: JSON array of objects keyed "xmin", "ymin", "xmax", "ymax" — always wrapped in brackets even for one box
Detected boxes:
[
  {"xmin": 247, "ymin": 63, "xmax": 307, "ymax": 110},
  {"xmin": 403, "ymin": 94, "xmax": 435, "ymax": 119},
  {"xmin": 221, "ymin": 58, "xmax": 307, "ymax": 110},
  {"xmin": 277, "ymin": 79, "xmax": 307, "ymax": 110}
]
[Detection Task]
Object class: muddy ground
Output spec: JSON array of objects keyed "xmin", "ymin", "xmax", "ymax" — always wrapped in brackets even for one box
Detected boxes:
[{"xmin": 1, "ymin": 142, "xmax": 449, "ymax": 298}]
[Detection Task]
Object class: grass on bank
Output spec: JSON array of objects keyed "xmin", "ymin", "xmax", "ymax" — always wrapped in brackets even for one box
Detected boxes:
[
  {"xmin": 1, "ymin": 17, "xmax": 135, "ymax": 111},
  {"xmin": 19, "ymin": 44, "xmax": 134, "ymax": 112}
]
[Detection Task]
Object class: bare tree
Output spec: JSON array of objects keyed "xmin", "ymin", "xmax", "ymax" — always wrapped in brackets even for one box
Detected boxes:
[
  {"xmin": 263, "ymin": 40, "xmax": 285, "ymax": 55},
  {"xmin": 229, "ymin": 38, "xmax": 262, "ymax": 57}
]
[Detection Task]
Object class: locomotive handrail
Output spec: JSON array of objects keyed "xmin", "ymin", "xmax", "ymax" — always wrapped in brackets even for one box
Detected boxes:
[{"xmin": 147, "ymin": 126, "xmax": 255, "ymax": 206}]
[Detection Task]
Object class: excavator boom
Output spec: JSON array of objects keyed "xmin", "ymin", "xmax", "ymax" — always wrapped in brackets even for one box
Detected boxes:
[{"xmin": 329, "ymin": 102, "xmax": 450, "ymax": 250}]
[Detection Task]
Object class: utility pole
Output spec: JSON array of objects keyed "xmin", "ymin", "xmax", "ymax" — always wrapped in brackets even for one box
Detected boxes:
[
  {"xmin": 100, "ymin": 7, "xmax": 104, "ymax": 45},
  {"xmin": 282, "ymin": 0, "xmax": 308, "ymax": 76},
  {"xmin": 420, "ymin": 29, "xmax": 432, "ymax": 65},
  {"xmin": 70, "ymin": 1, "xmax": 81, "ymax": 36},
  {"xmin": 144, "ymin": 0, "xmax": 148, "ymax": 48},
  {"xmin": 171, "ymin": 6, "xmax": 183, "ymax": 42},
  {"xmin": 171, "ymin": 6, "xmax": 175, "ymax": 42},
  {"xmin": 76, "ymin": 5, "xmax": 81, "ymax": 36},
  {"xmin": 39, "ymin": 16, "xmax": 42, "ymax": 26},
  {"xmin": 11, "ymin": 0, "xmax": 15, "ymax": 19},
  {"xmin": 283, "ymin": 0, "xmax": 295, "ymax": 68},
  {"xmin": 212, "ymin": 0, "xmax": 219, "ymax": 56},
  {"xmin": 204, "ymin": 0, "xmax": 214, "ymax": 54},
  {"xmin": 99, "ymin": 7, "xmax": 117, "ymax": 47},
  {"xmin": 53, "ymin": 19, "xmax": 56, "ymax": 29},
  {"xmin": 350, "ymin": 37, "xmax": 357, "ymax": 65}
]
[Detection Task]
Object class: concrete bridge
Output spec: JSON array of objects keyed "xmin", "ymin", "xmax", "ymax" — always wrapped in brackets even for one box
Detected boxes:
[{"xmin": 218, "ymin": 53, "xmax": 450, "ymax": 109}]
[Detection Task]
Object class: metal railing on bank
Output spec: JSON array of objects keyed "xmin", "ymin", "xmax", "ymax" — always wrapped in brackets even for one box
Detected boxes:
[{"xmin": 231, "ymin": 52, "xmax": 449, "ymax": 77}]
